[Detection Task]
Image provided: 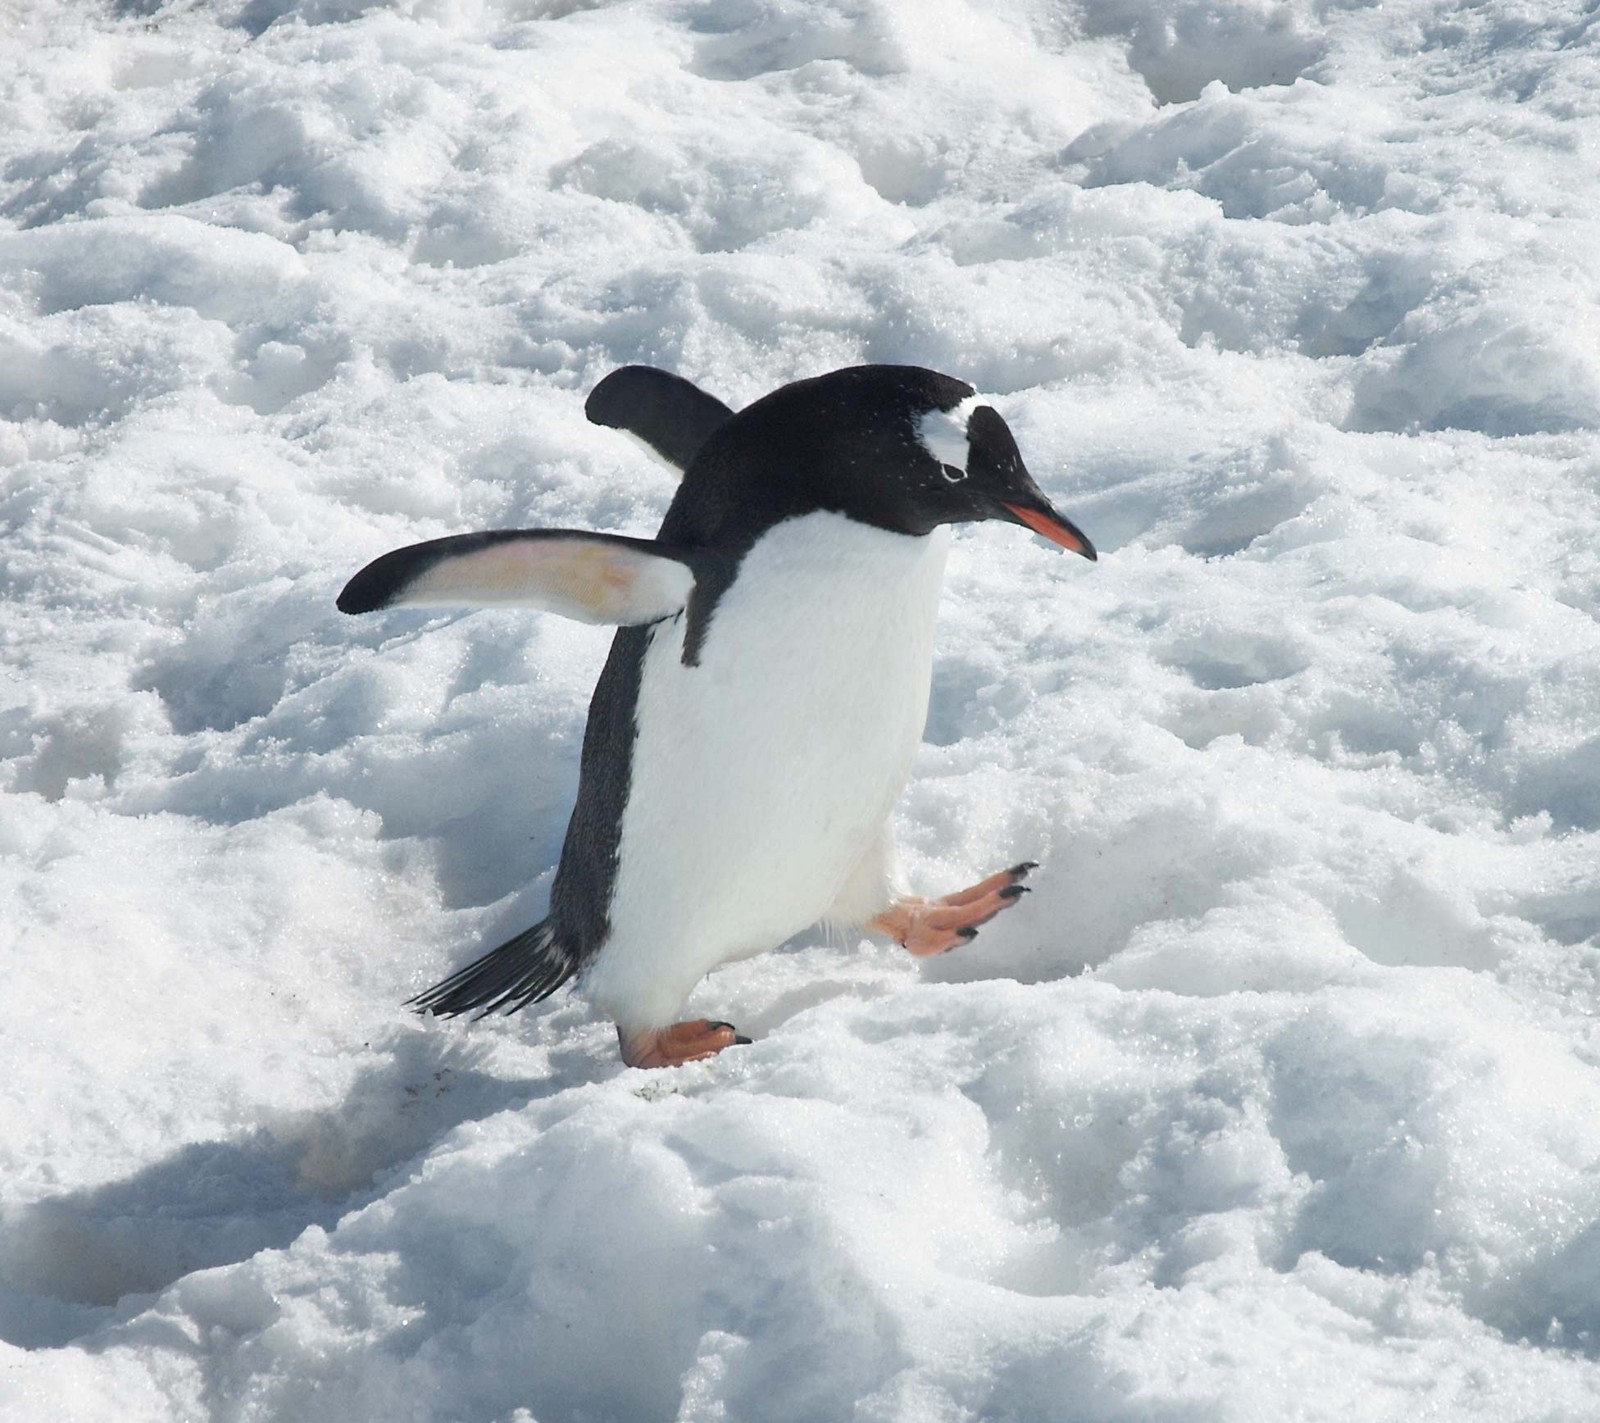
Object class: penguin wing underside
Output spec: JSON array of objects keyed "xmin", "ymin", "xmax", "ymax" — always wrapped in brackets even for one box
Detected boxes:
[
  {"xmin": 337, "ymin": 529, "xmax": 696, "ymax": 625},
  {"xmin": 584, "ymin": 365, "xmax": 734, "ymax": 475}
]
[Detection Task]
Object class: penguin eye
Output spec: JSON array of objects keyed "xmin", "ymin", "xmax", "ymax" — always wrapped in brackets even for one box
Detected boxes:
[{"xmin": 939, "ymin": 463, "xmax": 967, "ymax": 484}]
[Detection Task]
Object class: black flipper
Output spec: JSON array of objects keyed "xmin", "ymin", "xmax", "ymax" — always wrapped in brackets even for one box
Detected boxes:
[
  {"xmin": 409, "ymin": 919, "xmax": 577, "ymax": 1019},
  {"xmin": 584, "ymin": 366, "xmax": 735, "ymax": 474}
]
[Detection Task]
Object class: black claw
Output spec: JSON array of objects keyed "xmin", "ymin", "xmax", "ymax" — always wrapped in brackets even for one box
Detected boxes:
[
  {"xmin": 708, "ymin": 1020, "xmax": 736, "ymax": 1032},
  {"xmin": 1009, "ymin": 860, "xmax": 1039, "ymax": 879},
  {"xmin": 957, "ymin": 926, "xmax": 980, "ymax": 940},
  {"xmin": 999, "ymin": 883, "xmax": 1031, "ymax": 901},
  {"xmin": 733, "ymin": 1035, "xmax": 753, "ymax": 1046}
]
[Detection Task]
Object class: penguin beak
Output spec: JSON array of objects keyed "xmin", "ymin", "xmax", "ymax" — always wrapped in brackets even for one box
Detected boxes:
[{"xmin": 1001, "ymin": 499, "xmax": 1097, "ymax": 561}]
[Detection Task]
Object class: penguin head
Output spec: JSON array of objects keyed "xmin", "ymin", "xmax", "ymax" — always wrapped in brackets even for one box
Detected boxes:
[
  {"xmin": 675, "ymin": 365, "xmax": 1096, "ymax": 560},
  {"xmin": 911, "ymin": 390, "xmax": 1096, "ymax": 560}
]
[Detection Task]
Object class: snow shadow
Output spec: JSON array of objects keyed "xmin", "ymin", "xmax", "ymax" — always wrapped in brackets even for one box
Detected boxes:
[
  {"xmin": 1076, "ymin": 0, "xmax": 1326, "ymax": 105},
  {"xmin": 0, "ymin": 1031, "xmax": 571, "ymax": 1351}
]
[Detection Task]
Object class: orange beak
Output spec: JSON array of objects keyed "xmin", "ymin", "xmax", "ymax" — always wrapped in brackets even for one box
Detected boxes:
[{"xmin": 1002, "ymin": 501, "xmax": 1097, "ymax": 561}]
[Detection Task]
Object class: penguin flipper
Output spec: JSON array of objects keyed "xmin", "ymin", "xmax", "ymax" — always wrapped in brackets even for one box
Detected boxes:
[
  {"xmin": 337, "ymin": 529, "xmax": 695, "ymax": 625},
  {"xmin": 585, "ymin": 366, "xmax": 734, "ymax": 474},
  {"xmin": 410, "ymin": 919, "xmax": 577, "ymax": 1019}
]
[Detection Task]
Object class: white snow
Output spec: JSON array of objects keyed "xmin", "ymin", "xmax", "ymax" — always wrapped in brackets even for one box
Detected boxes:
[{"xmin": 3, "ymin": 0, "xmax": 1600, "ymax": 1417}]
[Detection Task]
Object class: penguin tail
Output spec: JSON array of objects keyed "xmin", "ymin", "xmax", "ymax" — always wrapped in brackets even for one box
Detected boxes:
[{"xmin": 408, "ymin": 920, "xmax": 577, "ymax": 1020}]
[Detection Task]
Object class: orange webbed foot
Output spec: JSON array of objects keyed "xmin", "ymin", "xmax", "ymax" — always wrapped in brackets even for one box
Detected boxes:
[
  {"xmin": 618, "ymin": 1018, "xmax": 752, "ymax": 1069},
  {"xmin": 869, "ymin": 861, "xmax": 1035, "ymax": 957}
]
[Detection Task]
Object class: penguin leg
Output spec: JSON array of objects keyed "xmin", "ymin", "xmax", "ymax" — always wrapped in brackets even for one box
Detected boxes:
[
  {"xmin": 869, "ymin": 862, "xmax": 1035, "ymax": 957},
  {"xmin": 823, "ymin": 824, "xmax": 910, "ymax": 933},
  {"xmin": 618, "ymin": 1020, "xmax": 750, "ymax": 1069}
]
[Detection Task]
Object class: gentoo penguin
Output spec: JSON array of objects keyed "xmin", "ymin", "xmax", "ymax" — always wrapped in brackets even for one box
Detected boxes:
[{"xmin": 338, "ymin": 365, "xmax": 1095, "ymax": 1068}]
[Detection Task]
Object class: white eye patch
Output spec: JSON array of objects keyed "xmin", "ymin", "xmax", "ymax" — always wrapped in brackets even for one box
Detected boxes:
[{"xmin": 914, "ymin": 393, "xmax": 984, "ymax": 478}]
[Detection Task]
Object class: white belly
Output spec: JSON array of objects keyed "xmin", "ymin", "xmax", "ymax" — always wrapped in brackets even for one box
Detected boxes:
[{"xmin": 580, "ymin": 513, "xmax": 950, "ymax": 1028}]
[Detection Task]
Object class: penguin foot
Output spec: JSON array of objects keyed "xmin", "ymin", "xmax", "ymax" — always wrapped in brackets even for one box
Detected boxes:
[
  {"xmin": 870, "ymin": 862, "xmax": 1035, "ymax": 957},
  {"xmin": 619, "ymin": 1019, "xmax": 751, "ymax": 1069}
]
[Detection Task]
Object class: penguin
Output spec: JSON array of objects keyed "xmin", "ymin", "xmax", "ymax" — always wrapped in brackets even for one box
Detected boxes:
[{"xmin": 338, "ymin": 364, "xmax": 1095, "ymax": 1068}]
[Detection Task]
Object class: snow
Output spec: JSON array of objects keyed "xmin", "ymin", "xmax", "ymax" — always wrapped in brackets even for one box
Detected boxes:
[{"xmin": 3, "ymin": 0, "xmax": 1600, "ymax": 1416}]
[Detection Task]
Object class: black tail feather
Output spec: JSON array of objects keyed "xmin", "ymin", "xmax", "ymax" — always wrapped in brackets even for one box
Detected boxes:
[{"xmin": 408, "ymin": 920, "xmax": 577, "ymax": 1020}]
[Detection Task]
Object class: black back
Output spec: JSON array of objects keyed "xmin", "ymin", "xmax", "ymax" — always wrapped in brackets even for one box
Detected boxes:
[{"xmin": 542, "ymin": 620, "xmax": 655, "ymax": 965}]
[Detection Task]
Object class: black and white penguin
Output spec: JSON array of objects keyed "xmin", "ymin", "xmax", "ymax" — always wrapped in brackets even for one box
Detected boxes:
[{"xmin": 338, "ymin": 365, "xmax": 1095, "ymax": 1068}]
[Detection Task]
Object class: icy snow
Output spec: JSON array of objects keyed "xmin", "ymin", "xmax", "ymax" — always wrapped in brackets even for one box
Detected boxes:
[{"xmin": 3, "ymin": 0, "xmax": 1600, "ymax": 1417}]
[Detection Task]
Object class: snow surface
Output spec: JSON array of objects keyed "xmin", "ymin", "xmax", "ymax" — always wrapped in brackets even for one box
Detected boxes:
[{"xmin": 3, "ymin": 0, "xmax": 1600, "ymax": 1417}]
